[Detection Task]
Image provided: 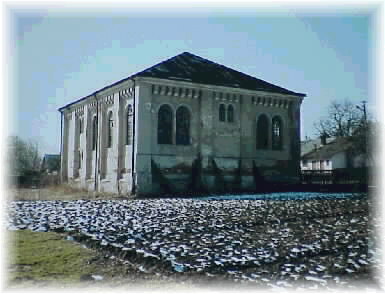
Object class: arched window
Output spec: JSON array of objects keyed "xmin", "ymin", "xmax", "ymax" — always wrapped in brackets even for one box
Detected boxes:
[
  {"xmin": 219, "ymin": 104, "xmax": 226, "ymax": 122},
  {"xmin": 176, "ymin": 106, "xmax": 190, "ymax": 145},
  {"xmin": 92, "ymin": 116, "xmax": 97, "ymax": 151},
  {"xmin": 257, "ymin": 114, "xmax": 269, "ymax": 149},
  {"xmin": 272, "ymin": 116, "xmax": 283, "ymax": 150},
  {"xmin": 227, "ymin": 104, "xmax": 234, "ymax": 123},
  {"xmin": 126, "ymin": 105, "xmax": 133, "ymax": 145},
  {"xmin": 158, "ymin": 105, "xmax": 173, "ymax": 144},
  {"xmin": 107, "ymin": 111, "xmax": 113, "ymax": 148}
]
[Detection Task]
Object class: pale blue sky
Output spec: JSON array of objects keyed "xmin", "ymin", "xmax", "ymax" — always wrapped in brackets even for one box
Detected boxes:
[{"xmin": 11, "ymin": 8, "xmax": 371, "ymax": 155}]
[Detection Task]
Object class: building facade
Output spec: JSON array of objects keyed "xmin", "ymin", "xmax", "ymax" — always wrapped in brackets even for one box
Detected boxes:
[{"xmin": 59, "ymin": 52, "xmax": 305, "ymax": 195}]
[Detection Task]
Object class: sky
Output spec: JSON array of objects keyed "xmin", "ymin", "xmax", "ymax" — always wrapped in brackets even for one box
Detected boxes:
[{"xmin": 6, "ymin": 3, "xmax": 377, "ymax": 155}]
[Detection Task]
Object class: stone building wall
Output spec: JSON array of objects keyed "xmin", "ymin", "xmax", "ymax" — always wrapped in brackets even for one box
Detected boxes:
[
  {"xmin": 134, "ymin": 78, "xmax": 303, "ymax": 195},
  {"xmin": 60, "ymin": 77, "xmax": 303, "ymax": 195}
]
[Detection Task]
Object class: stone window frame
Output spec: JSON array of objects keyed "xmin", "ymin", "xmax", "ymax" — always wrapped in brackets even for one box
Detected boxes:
[
  {"xmin": 256, "ymin": 114, "xmax": 270, "ymax": 150},
  {"xmin": 219, "ymin": 103, "xmax": 226, "ymax": 122},
  {"xmin": 272, "ymin": 115, "xmax": 284, "ymax": 150},
  {"xmin": 126, "ymin": 104, "xmax": 133, "ymax": 146},
  {"xmin": 107, "ymin": 110, "xmax": 113, "ymax": 148},
  {"xmin": 79, "ymin": 117, "xmax": 83, "ymax": 134},
  {"xmin": 157, "ymin": 104, "xmax": 174, "ymax": 145},
  {"xmin": 227, "ymin": 104, "xmax": 235, "ymax": 123},
  {"xmin": 175, "ymin": 105, "xmax": 191, "ymax": 146},
  {"xmin": 78, "ymin": 150, "xmax": 82, "ymax": 169},
  {"xmin": 92, "ymin": 115, "xmax": 97, "ymax": 151}
]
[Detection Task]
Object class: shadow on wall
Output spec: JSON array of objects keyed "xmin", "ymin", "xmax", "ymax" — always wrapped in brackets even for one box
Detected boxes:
[{"xmin": 151, "ymin": 155, "xmax": 272, "ymax": 196}]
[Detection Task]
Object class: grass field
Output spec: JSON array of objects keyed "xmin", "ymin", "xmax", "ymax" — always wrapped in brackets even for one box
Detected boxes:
[
  {"xmin": 7, "ymin": 230, "xmax": 129, "ymax": 287},
  {"xmin": 5, "ymin": 230, "xmax": 239, "ymax": 291}
]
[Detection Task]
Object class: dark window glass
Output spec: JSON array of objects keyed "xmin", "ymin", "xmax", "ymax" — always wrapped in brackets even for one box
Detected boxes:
[
  {"xmin": 176, "ymin": 106, "xmax": 190, "ymax": 145},
  {"xmin": 227, "ymin": 105, "xmax": 234, "ymax": 122},
  {"xmin": 92, "ymin": 116, "xmax": 97, "ymax": 151},
  {"xmin": 107, "ymin": 111, "xmax": 113, "ymax": 148},
  {"xmin": 219, "ymin": 104, "xmax": 226, "ymax": 122},
  {"xmin": 158, "ymin": 105, "xmax": 173, "ymax": 144},
  {"xmin": 257, "ymin": 115, "xmax": 269, "ymax": 149},
  {"xmin": 78, "ymin": 150, "xmax": 81, "ymax": 169},
  {"xmin": 126, "ymin": 105, "xmax": 133, "ymax": 145},
  {"xmin": 79, "ymin": 119, "xmax": 83, "ymax": 134},
  {"xmin": 272, "ymin": 116, "xmax": 283, "ymax": 150}
]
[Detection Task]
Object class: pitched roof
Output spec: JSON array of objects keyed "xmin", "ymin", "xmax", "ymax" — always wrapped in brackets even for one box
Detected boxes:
[
  {"xmin": 59, "ymin": 52, "xmax": 305, "ymax": 111},
  {"xmin": 41, "ymin": 154, "xmax": 61, "ymax": 172},
  {"xmin": 301, "ymin": 137, "xmax": 353, "ymax": 160},
  {"xmin": 300, "ymin": 137, "xmax": 335, "ymax": 156},
  {"xmin": 132, "ymin": 52, "xmax": 306, "ymax": 96}
]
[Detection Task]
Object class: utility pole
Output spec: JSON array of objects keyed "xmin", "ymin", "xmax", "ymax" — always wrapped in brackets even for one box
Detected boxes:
[{"xmin": 356, "ymin": 100, "xmax": 367, "ymax": 123}]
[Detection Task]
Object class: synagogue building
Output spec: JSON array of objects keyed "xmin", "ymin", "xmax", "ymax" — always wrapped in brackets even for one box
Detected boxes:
[{"xmin": 59, "ymin": 52, "xmax": 306, "ymax": 195}]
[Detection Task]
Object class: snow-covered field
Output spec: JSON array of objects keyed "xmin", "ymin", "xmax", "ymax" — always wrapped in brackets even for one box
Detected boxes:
[{"xmin": 5, "ymin": 193, "xmax": 381, "ymax": 290}]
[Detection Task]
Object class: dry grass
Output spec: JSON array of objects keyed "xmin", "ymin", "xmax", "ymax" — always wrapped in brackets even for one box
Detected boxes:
[{"xmin": 7, "ymin": 184, "xmax": 129, "ymax": 201}]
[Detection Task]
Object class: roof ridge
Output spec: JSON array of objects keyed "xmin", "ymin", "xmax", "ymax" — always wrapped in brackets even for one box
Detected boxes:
[{"xmin": 59, "ymin": 51, "xmax": 306, "ymax": 111}]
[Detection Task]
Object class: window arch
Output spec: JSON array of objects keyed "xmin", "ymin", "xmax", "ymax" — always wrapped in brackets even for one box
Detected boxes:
[
  {"xmin": 219, "ymin": 104, "xmax": 226, "ymax": 122},
  {"xmin": 158, "ymin": 105, "xmax": 173, "ymax": 144},
  {"xmin": 126, "ymin": 105, "xmax": 133, "ymax": 145},
  {"xmin": 176, "ymin": 106, "xmax": 190, "ymax": 145},
  {"xmin": 107, "ymin": 111, "xmax": 113, "ymax": 148},
  {"xmin": 272, "ymin": 116, "xmax": 283, "ymax": 150},
  {"xmin": 92, "ymin": 116, "xmax": 97, "ymax": 151},
  {"xmin": 257, "ymin": 114, "xmax": 269, "ymax": 149},
  {"xmin": 227, "ymin": 104, "xmax": 234, "ymax": 122}
]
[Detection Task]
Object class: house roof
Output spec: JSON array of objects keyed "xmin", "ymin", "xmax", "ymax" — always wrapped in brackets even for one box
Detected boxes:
[
  {"xmin": 300, "ymin": 137, "xmax": 335, "ymax": 156},
  {"xmin": 59, "ymin": 52, "xmax": 306, "ymax": 111},
  {"xmin": 301, "ymin": 137, "xmax": 353, "ymax": 161},
  {"xmin": 41, "ymin": 154, "xmax": 61, "ymax": 171}
]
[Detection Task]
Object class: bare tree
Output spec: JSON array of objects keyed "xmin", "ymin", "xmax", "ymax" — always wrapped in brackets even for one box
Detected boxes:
[
  {"xmin": 8, "ymin": 136, "xmax": 41, "ymax": 176},
  {"xmin": 314, "ymin": 99, "xmax": 362, "ymax": 137},
  {"xmin": 314, "ymin": 99, "xmax": 373, "ymax": 165}
]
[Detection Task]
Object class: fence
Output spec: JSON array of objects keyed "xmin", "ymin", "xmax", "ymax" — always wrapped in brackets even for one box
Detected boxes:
[
  {"xmin": 300, "ymin": 167, "xmax": 368, "ymax": 185},
  {"xmin": 12, "ymin": 172, "xmax": 60, "ymax": 189}
]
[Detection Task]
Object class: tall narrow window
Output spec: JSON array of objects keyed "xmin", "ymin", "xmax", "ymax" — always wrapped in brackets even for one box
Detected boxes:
[
  {"xmin": 78, "ymin": 150, "xmax": 81, "ymax": 169},
  {"xmin": 227, "ymin": 104, "xmax": 234, "ymax": 122},
  {"xmin": 219, "ymin": 104, "xmax": 226, "ymax": 122},
  {"xmin": 257, "ymin": 114, "xmax": 269, "ymax": 149},
  {"xmin": 176, "ymin": 106, "xmax": 190, "ymax": 145},
  {"xmin": 92, "ymin": 116, "xmax": 97, "ymax": 151},
  {"xmin": 126, "ymin": 105, "xmax": 133, "ymax": 145},
  {"xmin": 107, "ymin": 111, "xmax": 113, "ymax": 148},
  {"xmin": 272, "ymin": 116, "xmax": 283, "ymax": 150},
  {"xmin": 79, "ymin": 118, "xmax": 83, "ymax": 134},
  {"xmin": 158, "ymin": 105, "xmax": 173, "ymax": 144}
]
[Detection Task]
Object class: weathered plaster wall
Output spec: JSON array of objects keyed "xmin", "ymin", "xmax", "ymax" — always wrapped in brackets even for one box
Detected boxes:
[
  {"xmin": 60, "ymin": 80, "xmax": 136, "ymax": 194},
  {"xmin": 135, "ymin": 79, "xmax": 303, "ymax": 194},
  {"xmin": 61, "ymin": 77, "xmax": 303, "ymax": 195}
]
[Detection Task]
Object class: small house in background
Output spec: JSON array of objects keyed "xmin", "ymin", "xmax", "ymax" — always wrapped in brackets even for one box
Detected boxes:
[
  {"xmin": 300, "ymin": 137, "xmax": 366, "ymax": 171},
  {"xmin": 41, "ymin": 154, "xmax": 61, "ymax": 175},
  {"xmin": 300, "ymin": 135, "xmax": 335, "ymax": 159}
]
